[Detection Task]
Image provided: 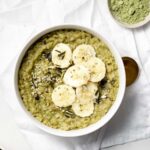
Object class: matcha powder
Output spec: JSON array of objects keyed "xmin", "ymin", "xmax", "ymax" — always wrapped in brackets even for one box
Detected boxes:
[{"xmin": 109, "ymin": 0, "xmax": 150, "ymax": 24}]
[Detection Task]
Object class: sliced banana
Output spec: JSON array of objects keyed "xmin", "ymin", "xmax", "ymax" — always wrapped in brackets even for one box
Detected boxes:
[
  {"xmin": 72, "ymin": 100, "xmax": 94, "ymax": 117},
  {"xmin": 76, "ymin": 82, "xmax": 98, "ymax": 104},
  {"xmin": 63, "ymin": 64, "xmax": 90, "ymax": 87},
  {"xmin": 52, "ymin": 43, "xmax": 72, "ymax": 68},
  {"xmin": 52, "ymin": 84, "xmax": 75, "ymax": 107},
  {"xmin": 87, "ymin": 82, "xmax": 98, "ymax": 97},
  {"xmin": 85, "ymin": 57, "xmax": 106, "ymax": 82},
  {"xmin": 73, "ymin": 44, "xmax": 96, "ymax": 64}
]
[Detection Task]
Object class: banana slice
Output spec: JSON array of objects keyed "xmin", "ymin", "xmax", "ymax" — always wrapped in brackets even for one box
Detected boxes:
[
  {"xmin": 52, "ymin": 43, "xmax": 72, "ymax": 68},
  {"xmin": 72, "ymin": 100, "xmax": 94, "ymax": 117},
  {"xmin": 86, "ymin": 82, "xmax": 98, "ymax": 97},
  {"xmin": 85, "ymin": 57, "xmax": 106, "ymax": 82},
  {"xmin": 76, "ymin": 82, "xmax": 98, "ymax": 104},
  {"xmin": 52, "ymin": 84, "xmax": 75, "ymax": 107},
  {"xmin": 63, "ymin": 64, "xmax": 90, "ymax": 87},
  {"xmin": 73, "ymin": 44, "xmax": 96, "ymax": 64}
]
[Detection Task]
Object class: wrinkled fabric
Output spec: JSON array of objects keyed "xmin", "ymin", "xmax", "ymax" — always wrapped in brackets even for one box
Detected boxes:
[{"xmin": 0, "ymin": 0, "xmax": 150, "ymax": 149}]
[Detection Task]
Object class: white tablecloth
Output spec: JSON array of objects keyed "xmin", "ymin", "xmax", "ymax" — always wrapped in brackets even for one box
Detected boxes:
[{"xmin": 0, "ymin": 0, "xmax": 150, "ymax": 149}]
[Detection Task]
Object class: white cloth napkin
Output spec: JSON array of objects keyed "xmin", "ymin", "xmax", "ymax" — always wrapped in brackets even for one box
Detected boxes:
[
  {"xmin": 0, "ymin": 93, "xmax": 32, "ymax": 150},
  {"xmin": 0, "ymin": 0, "xmax": 150, "ymax": 149}
]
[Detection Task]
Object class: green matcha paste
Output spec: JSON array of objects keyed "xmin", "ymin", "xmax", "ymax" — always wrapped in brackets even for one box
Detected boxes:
[{"xmin": 109, "ymin": 0, "xmax": 150, "ymax": 24}]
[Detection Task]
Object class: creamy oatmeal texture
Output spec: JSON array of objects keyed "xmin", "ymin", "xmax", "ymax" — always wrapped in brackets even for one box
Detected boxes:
[{"xmin": 18, "ymin": 29, "xmax": 119, "ymax": 130}]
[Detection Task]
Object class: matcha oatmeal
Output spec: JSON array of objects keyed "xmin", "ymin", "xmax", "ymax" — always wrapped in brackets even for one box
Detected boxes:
[
  {"xmin": 109, "ymin": 0, "xmax": 150, "ymax": 24},
  {"xmin": 18, "ymin": 29, "xmax": 119, "ymax": 130}
]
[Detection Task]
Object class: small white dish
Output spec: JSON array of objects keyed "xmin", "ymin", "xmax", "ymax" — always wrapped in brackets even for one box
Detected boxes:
[
  {"xmin": 107, "ymin": 0, "xmax": 150, "ymax": 28},
  {"xmin": 14, "ymin": 24, "xmax": 126, "ymax": 137}
]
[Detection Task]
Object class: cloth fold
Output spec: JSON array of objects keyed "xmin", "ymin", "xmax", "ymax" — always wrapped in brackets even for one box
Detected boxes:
[{"xmin": 0, "ymin": 0, "xmax": 150, "ymax": 149}]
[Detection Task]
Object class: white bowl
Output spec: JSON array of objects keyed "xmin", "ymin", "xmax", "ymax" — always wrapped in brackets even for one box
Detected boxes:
[
  {"xmin": 14, "ymin": 24, "xmax": 126, "ymax": 137},
  {"xmin": 107, "ymin": 0, "xmax": 150, "ymax": 28}
]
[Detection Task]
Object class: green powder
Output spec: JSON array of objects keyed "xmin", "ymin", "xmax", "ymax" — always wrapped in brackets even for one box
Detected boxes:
[{"xmin": 109, "ymin": 0, "xmax": 150, "ymax": 24}]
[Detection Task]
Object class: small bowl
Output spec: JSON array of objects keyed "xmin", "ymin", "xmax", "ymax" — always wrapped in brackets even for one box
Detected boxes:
[
  {"xmin": 14, "ymin": 24, "xmax": 126, "ymax": 137},
  {"xmin": 107, "ymin": 0, "xmax": 150, "ymax": 28}
]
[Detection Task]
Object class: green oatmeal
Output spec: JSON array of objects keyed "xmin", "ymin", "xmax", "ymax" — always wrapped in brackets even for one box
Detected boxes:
[{"xmin": 18, "ymin": 29, "xmax": 119, "ymax": 130}]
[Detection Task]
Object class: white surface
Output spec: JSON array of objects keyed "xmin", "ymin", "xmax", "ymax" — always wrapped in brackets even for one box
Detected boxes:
[
  {"xmin": 104, "ymin": 138, "xmax": 150, "ymax": 150},
  {"xmin": 0, "ymin": 95, "xmax": 31, "ymax": 150},
  {"xmin": 0, "ymin": 0, "xmax": 150, "ymax": 150}
]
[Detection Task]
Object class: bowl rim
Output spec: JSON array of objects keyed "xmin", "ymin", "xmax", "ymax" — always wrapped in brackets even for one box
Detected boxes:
[
  {"xmin": 14, "ymin": 24, "xmax": 126, "ymax": 137},
  {"xmin": 107, "ymin": 0, "xmax": 150, "ymax": 29}
]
